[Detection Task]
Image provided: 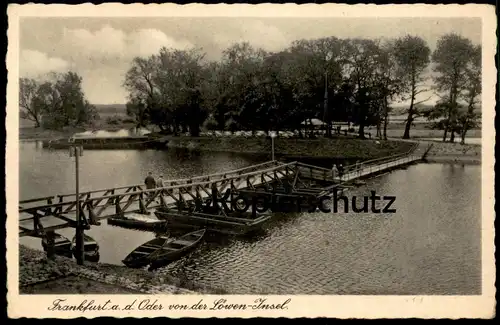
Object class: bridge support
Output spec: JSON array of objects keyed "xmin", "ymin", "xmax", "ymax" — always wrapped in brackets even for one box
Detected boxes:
[
  {"xmin": 45, "ymin": 230, "xmax": 56, "ymax": 260},
  {"xmin": 138, "ymin": 195, "xmax": 148, "ymax": 214}
]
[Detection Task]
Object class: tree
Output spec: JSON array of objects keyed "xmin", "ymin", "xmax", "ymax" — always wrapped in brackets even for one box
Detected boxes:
[
  {"xmin": 19, "ymin": 78, "xmax": 42, "ymax": 127},
  {"xmin": 123, "ymin": 56, "xmax": 161, "ymax": 128},
  {"xmin": 343, "ymin": 38, "xmax": 386, "ymax": 139},
  {"xmin": 154, "ymin": 47, "xmax": 207, "ymax": 136},
  {"xmin": 457, "ymin": 45, "xmax": 481, "ymax": 144},
  {"xmin": 25, "ymin": 72, "xmax": 98, "ymax": 130},
  {"xmin": 126, "ymin": 96, "xmax": 149, "ymax": 128},
  {"xmin": 431, "ymin": 33, "xmax": 475, "ymax": 142},
  {"xmin": 393, "ymin": 35, "xmax": 431, "ymax": 139}
]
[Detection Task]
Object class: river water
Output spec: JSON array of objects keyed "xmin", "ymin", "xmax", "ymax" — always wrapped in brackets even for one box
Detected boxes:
[{"xmin": 19, "ymin": 141, "xmax": 481, "ymax": 295}]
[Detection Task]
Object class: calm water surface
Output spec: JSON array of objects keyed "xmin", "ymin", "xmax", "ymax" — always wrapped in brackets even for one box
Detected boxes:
[{"xmin": 19, "ymin": 141, "xmax": 481, "ymax": 295}]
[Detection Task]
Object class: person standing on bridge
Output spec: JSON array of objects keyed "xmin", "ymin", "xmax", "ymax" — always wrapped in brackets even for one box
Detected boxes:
[
  {"xmin": 332, "ymin": 164, "xmax": 339, "ymax": 180},
  {"xmin": 144, "ymin": 172, "xmax": 156, "ymax": 199},
  {"xmin": 156, "ymin": 175, "xmax": 165, "ymax": 188},
  {"xmin": 338, "ymin": 163, "xmax": 344, "ymax": 182}
]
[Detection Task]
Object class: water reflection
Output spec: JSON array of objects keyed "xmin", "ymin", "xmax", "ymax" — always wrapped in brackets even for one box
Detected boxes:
[{"xmin": 19, "ymin": 142, "xmax": 481, "ymax": 295}]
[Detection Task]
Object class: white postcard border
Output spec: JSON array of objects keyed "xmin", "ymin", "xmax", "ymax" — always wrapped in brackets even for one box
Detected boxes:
[{"xmin": 6, "ymin": 3, "xmax": 497, "ymax": 319}]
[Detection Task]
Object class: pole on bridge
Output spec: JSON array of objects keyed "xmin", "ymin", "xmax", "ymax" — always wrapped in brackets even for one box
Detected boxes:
[
  {"xmin": 270, "ymin": 131, "xmax": 276, "ymax": 161},
  {"xmin": 70, "ymin": 144, "xmax": 85, "ymax": 265}
]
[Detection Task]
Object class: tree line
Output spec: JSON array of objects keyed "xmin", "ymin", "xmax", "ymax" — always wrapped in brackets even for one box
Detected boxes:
[
  {"xmin": 123, "ymin": 33, "xmax": 481, "ymax": 143},
  {"xmin": 19, "ymin": 33, "xmax": 480, "ymax": 144}
]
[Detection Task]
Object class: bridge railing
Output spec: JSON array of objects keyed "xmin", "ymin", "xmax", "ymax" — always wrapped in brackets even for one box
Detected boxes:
[
  {"xmin": 341, "ymin": 142, "xmax": 420, "ymax": 177},
  {"xmin": 19, "ymin": 160, "xmax": 285, "ymax": 209},
  {"xmin": 18, "ymin": 161, "xmax": 301, "ymax": 215}
]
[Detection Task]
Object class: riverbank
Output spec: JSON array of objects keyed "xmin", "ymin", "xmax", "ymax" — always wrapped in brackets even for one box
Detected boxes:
[
  {"xmin": 19, "ymin": 245, "xmax": 227, "ymax": 294},
  {"xmin": 19, "ymin": 123, "xmax": 142, "ymax": 141},
  {"xmin": 166, "ymin": 137, "xmax": 416, "ymax": 160},
  {"xmin": 423, "ymin": 141, "xmax": 481, "ymax": 164}
]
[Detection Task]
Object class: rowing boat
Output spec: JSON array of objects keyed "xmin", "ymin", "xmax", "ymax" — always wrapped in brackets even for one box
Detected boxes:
[
  {"xmin": 122, "ymin": 235, "xmax": 172, "ymax": 268},
  {"xmin": 41, "ymin": 233, "xmax": 73, "ymax": 258},
  {"xmin": 148, "ymin": 229, "xmax": 206, "ymax": 270},
  {"xmin": 71, "ymin": 234, "xmax": 100, "ymax": 263}
]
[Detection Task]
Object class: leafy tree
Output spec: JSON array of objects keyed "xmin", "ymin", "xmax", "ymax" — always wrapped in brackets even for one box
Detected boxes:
[
  {"xmin": 393, "ymin": 35, "xmax": 431, "ymax": 139},
  {"xmin": 123, "ymin": 56, "xmax": 160, "ymax": 128},
  {"xmin": 457, "ymin": 45, "xmax": 481, "ymax": 144},
  {"xmin": 343, "ymin": 38, "xmax": 386, "ymax": 139},
  {"xmin": 22, "ymin": 72, "xmax": 97, "ymax": 130},
  {"xmin": 19, "ymin": 78, "xmax": 42, "ymax": 127},
  {"xmin": 431, "ymin": 33, "xmax": 475, "ymax": 142}
]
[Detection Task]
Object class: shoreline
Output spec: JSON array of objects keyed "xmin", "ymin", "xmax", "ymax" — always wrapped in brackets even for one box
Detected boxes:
[
  {"xmin": 19, "ymin": 245, "xmax": 228, "ymax": 295},
  {"xmin": 424, "ymin": 155, "xmax": 481, "ymax": 164}
]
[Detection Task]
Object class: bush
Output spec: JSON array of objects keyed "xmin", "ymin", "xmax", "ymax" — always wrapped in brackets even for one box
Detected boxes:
[
  {"xmin": 121, "ymin": 118, "xmax": 135, "ymax": 124},
  {"xmin": 105, "ymin": 116, "xmax": 122, "ymax": 125}
]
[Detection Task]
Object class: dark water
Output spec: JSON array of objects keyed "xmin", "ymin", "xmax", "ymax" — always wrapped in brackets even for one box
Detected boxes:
[{"xmin": 19, "ymin": 141, "xmax": 481, "ymax": 295}]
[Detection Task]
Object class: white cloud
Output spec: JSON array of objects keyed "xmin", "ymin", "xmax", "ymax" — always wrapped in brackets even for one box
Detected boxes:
[
  {"xmin": 20, "ymin": 49, "xmax": 70, "ymax": 78},
  {"xmin": 213, "ymin": 20, "xmax": 291, "ymax": 52},
  {"xmin": 63, "ymin": 25, "xmax": 127, "ymax": 57},
  {"xmin": 61, "ymin": 25, "xmax": 193, "ymax": 59},
  {"xmin": 128, "ymin": 29, "xmax": 194, "ymax": 57}
]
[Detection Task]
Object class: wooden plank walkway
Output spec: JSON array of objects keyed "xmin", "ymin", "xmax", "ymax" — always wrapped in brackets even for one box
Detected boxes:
[{"xmin": 334, "ymin": 155, "xmax": 422, "ymax": 183}]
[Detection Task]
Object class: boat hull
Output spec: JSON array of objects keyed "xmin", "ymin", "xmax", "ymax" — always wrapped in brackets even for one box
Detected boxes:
[
  {"xmin": 154, "ymin": 211, "xmax": 270, "ymax": 236},
  {"xmin": 122, "ymin": 235, "xmax": 172, "ymax": 268},
  {"xmin": 122, "ymin": 257, "xmax": 151, "ymax": 269},
  {"xmin": 72, "ymin": 249, "xmax": 100, "ymax": 263},
  {"xmin": 41, "ymin": 238, "xmax": 73, "ymax": 259},
  {"xmin": 148, "ymin": 230, "xmax": 206, "ymax": 271},
  {"xmin": 71, "ymin": 234, "xmax": 100, "ymax": 263},
  {"xmin": 107, "ymin": 217, "xmax": 168, "ymax": 231}
]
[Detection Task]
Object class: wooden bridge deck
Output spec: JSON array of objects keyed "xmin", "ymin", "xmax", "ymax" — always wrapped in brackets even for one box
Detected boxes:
[{"xmin": 335, "ymin": 154, "xmax": 422, "ymax": 183}]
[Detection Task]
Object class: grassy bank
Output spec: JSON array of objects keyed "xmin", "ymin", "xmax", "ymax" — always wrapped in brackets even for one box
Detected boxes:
[
  {"xmin": 19, "ymin": 245, "xmax": 227, "ymax": 295},
  {"xmin": 423, "ymin": 141, "xmax": 481, "ymax": 164},
  {"xmin": 384, "ymin": 128, "xmax": 481, "ymax": 139},
  {"xmin": 166, "ymin": 136, "xmax": 416, "ymax": 160}
]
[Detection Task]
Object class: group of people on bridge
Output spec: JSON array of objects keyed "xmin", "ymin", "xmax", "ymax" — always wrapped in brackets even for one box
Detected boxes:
[
  {"xmin": 332, "ymin": 161, "xmax": 362, "ymax": 181},
  {"xmin": 144, "ymin": 172, "xmax": 165, "ymax": 190}
]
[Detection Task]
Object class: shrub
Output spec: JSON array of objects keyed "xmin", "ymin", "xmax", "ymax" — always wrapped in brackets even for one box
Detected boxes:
[{"xmin": 106, "ymin": 115, "xmax": 122, "ymax": 125}]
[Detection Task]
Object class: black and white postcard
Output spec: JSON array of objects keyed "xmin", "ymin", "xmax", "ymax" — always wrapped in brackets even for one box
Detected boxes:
[{"xmin": 6, "ymin": 3, "xmax": 496, "ymax": 319}]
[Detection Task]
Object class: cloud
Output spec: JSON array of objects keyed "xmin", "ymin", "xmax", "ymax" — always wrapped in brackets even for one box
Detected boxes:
[
  {"xmin": 213, "ymin": 20, "xmax": 291, "ymax": 53},
  {"xmin": 63, "ymin": 25, "xmax": 127, "ymax": 58},
  {"xmin": 128, "ymin": 29, "xmax": 194, "ymax": 57},
  {"xmin": 61, "ymin": 25, "xmax": 193, "ymax": 59},
  {"xmin": 20, "ymin": 50, "xmax": 70, "ymax": 78}
]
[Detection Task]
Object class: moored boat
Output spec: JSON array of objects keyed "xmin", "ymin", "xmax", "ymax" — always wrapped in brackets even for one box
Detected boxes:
[
  {"xmin": 71, "ymin": 234, "xmax": 100, "ymax": 263},
  {"xmin": 148, "ymin": 229, "xmax": 206, "ymax": 270},
  {"xmin": 154, "ymin": 210, "xmax": 271, "ymax": 236},
  {"xmin": 107, "ymin": 215, "xmax": 168, "ymax": 231},
  {"xmin": 122, "ymin": 235, "xmax": 172, "ymax": 268},
  {"xmin": 41, "ymin": 233, "xmax": 73, "ymax": 258}
]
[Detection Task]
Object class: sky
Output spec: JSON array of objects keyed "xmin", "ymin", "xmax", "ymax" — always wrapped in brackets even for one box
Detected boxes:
[{"xmin": 19, "ymin": 17, "xmax": 481, "ymax": 105}]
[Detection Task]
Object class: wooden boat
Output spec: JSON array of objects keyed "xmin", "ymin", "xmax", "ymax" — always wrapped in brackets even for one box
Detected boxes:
[
  {"xmin": 107, "ymin": 215, "xmax": 168, "ymax": 231},
  {"xmin": 41, "ymin": 233, "xmax": 73, "ymax": 258},
  {"xmin": 122, "ymin": 235, "xmax": 172, "ymax": 268},
  {"xmin": 71, "ymin": 234, "xmax": 100, "ymax": 263},
  {"xmin": 154, "ymin": 210, "xmax": 271, "ymax": 236},
  {"xmin": 148, "ymin": 229, "xmax": 206, "ymax": 270}
]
